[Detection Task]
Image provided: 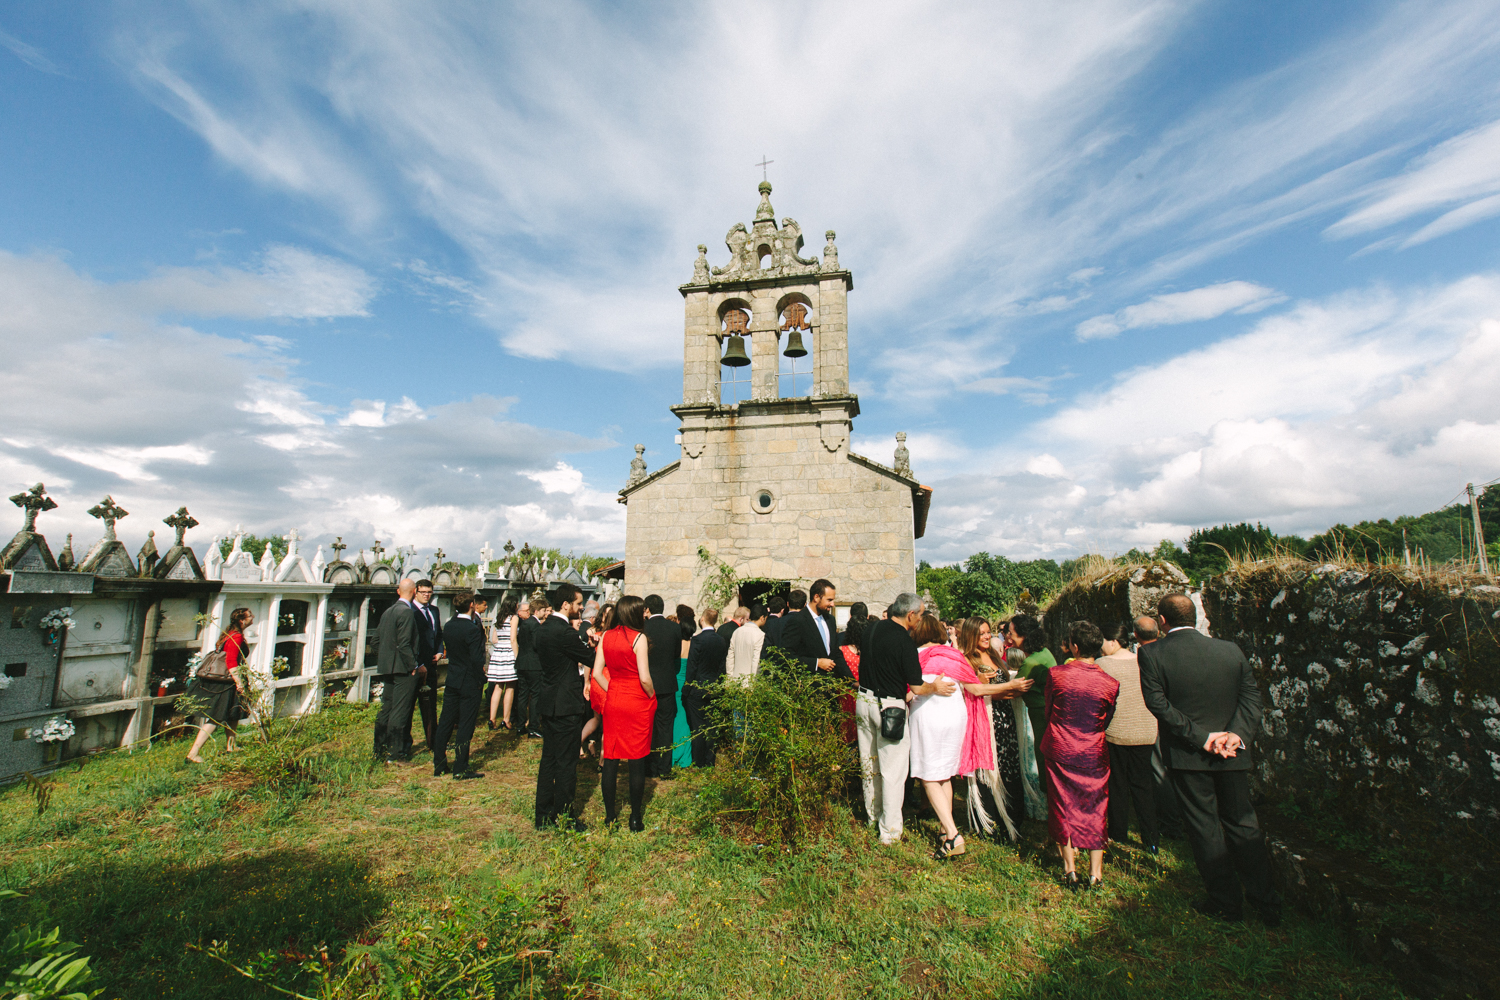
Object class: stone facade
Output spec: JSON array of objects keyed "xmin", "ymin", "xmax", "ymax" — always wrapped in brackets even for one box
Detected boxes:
[{"xmin": 621, "ymin": 184, "xmax": 931, "ymax": 612}]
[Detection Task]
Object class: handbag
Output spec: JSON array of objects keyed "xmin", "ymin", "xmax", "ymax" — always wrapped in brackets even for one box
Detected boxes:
[
  {"xmin": 196, "ymin": 635, "xmax": 241, "ymax": 683},
  {"xmin": 879, "ymin": 704, "xmax": 907, "ymax": 742}
]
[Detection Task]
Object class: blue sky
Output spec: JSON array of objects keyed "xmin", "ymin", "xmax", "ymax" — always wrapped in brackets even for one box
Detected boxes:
[{"xmin": 3, "ymin": 1, "xmax": 1500, "ymax": 568}]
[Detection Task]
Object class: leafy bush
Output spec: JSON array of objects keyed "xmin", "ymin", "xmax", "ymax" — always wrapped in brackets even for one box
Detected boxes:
[
  {"xmin": 918, "ymin": 552, "xmax": 1063, "ymax": 619},
  {"xmin": 696, "ymin": 650, "xmax": 856, "ymax": 847},
  {"xmin": 0, "ymin": 889, "xmax": 98, "ymax": 999}
]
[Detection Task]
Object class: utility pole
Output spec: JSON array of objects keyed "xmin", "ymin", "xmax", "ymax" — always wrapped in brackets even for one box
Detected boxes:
[{"xmin": 1467, "ymin": 483, "xmax": 1491, "ymax": 575}]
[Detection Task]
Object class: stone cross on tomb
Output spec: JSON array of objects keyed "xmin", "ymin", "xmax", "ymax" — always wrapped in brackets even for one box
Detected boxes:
[
  {"xmin": 164, "ymin": 506, "xmax": 199, "ymax": 547},
  {"xmin": 331, "ymin": 536, "xmax": 347, "ymax": 560},
  {"xmin": 371, "ymin": 539, "xmax": 385, "ymax": 562},
  {"xmin": 10, "ymin": 483, "xmax": 57, "ymax": 531},
  {"xmin": 88, "ymin": 496, "xmax": 129, "ymax": 540},
  {"xmin": 504, "ymin": 539, "xmax": 515, "ymax": 558},
  {"xmin": 283, "ymin": 527, "xmax": 301, "ymax": 556},
  {"xmin": 433, "ymin": 547, "xmax": 446, "ymax": 565}
]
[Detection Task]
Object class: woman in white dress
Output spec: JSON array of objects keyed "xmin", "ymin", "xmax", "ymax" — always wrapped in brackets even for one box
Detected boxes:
[
  {"xmin": 908, "ymin": 614, "xmax": 979, "ymax": 858},
  {"xmin": 486, "ymin": 597, "xmax": 519, "ymax": 730}
]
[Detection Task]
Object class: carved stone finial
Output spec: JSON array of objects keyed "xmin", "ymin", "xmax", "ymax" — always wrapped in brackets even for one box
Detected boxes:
[
  {"xmin": 138, "ymin": 530, "xmax": 159, "ymax": 575},
  {"xmin": 163, "ymin": 506, "xmax": 199, "ymax": 547},
  {"xmin": 692, "ymin": 244, "xmax": 710, "ymax": 283},
  {"xmin": 822, "ymin": 230, "xmax": 839, "ymax": 271},
  {"xmin": 371, "ymin": 539, "xmax": 385, "ymax": 560},
  {"xmin": 11, "ymin": 483, "xmax": 58, "ymax": 532},
  {"xmin": 283, "ymin": 527, "xmax": 300, "ymax": 556},
  {"xmin": 434, "ymin": 547, "xmax": 446, "ymax": 564},
  {"xmin": 627, "ymin": 443, "xmax": 648, "ymax": 486},
  {"xmin": 893, "ymin": 431, "xmax": 911, "ymax": 477},
  {"xmin": 756, "ymin": 180, "xmax": 774, "ymax": 221},
  {"xmin": 331, "ymin": 536, "xmax": 347, "ymax": 559},
  {"xmin": 504, "ymin": 539, "xmax": 515, "ymax": 557},
  {"xmin": 88, "ymin": 496, "xmax": 129, "ymax": 541},
  {"xmin": 58, "ymin": 533, "xmax": 75, "ymax": 571}
]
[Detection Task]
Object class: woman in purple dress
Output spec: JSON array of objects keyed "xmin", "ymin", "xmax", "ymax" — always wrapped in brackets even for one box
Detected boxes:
[{"xmin": 1041, "ymin": 620, "xmax": 1120, "ymax": 890}]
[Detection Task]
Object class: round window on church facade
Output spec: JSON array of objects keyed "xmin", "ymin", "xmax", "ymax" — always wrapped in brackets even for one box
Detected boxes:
[{"xmin": 752, "ymin": 489, "xmax": 777, "ymax": 514}]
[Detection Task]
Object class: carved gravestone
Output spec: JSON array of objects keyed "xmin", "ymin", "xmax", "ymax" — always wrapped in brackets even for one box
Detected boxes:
[
  {"xmin": 78, "ymin": 496, "xmax": 137, "ymax": 577},
  {"xmin": 154, "ymin": 507, "xmax": 206, "ymax": 581}
]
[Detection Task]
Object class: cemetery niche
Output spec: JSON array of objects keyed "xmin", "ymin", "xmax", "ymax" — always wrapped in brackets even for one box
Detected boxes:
[{"xmin": 0, "ymin": 483, "xmax": 614, "ymax": 781}]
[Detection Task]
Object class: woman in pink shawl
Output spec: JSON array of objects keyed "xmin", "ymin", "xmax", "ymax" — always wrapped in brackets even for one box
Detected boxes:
[{"xmin": 909, "ymin": 614, "xmax": 1032, "ymax": 859}]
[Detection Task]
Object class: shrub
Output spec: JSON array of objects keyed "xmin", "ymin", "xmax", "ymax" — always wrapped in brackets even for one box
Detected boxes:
[
  {"xmin": 0, "ymin": 889, "xmax": 98, "ymax": 999},
  {"xmin": 696, "ymin": 649, "xmax": 856, "ymax": 848}
]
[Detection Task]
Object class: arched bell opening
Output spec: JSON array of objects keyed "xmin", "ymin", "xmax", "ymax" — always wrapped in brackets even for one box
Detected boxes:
[
  {"xmin": 776, "ymin": 294, "xmax": 815, "ymax": 398},
  {"xmin": 718, "ymin": 300, "xmax": 753, "ymax": 404}
]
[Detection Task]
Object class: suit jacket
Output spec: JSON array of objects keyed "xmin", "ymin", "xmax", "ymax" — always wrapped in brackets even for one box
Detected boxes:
[
  {"xmin": 1138, "ymin": 628, "xmax": 1261, "ymax": 771},
  {"xmin": 413, "ymin": 601, "xmax": 444, "ymax": 665},
  {"xmin": 375, "ymin": 600, "xmax": 418, "ymax": 676},
  {"xmin": 534, "ymin": 614, "xmax": 595, "ymax": 717},
  {"xmin": 684, "ymin": 627, "xmax": 729, "ymax": 686},
  {"xmin": 441, "ymin": 616, "xmax": 487, "ymax": 694},
  {"xmin": 762, "ymin": 613, "xmax": 788, "ymax": 650},
  {"xmin": 726, "ymin": 621, "xmax": 765, "ymax": 680},
  {"xmin": 642, "ymin": 615, "xmax": 682, "ymax": 694},
  {"xmin": 515, "ymin": 614, "xmax": 542, "ymax": 673},
  {"xmin": 777, "ymin": 606, "xmax": 852, "ymax": 680},
  {"xmin": 716, "ymin": 620, "xmax": 740, "ymax": 643}
]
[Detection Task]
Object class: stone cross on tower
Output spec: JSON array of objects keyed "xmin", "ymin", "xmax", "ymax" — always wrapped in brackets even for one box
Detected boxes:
[
  {"xmin": 164, "ymin": 506, "xmax": 199, "ymax": 547},
  {"xmin": 88, "ymin": 496, "xmax": 129, "ymax": 540},
  {"xmin": 756, "ymin": 155, "xmax": 774, "ymax": 181},
  {"xmin": 10, "ymin": 483, "xmax": 57, "ymax": 531},
  {"xmin": 331, "ymin": 536, "xmax": 347, "ymax": 560}
]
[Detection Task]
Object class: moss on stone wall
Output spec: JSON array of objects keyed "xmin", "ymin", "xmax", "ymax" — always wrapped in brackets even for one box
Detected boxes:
[{"xmin": 1205, "ymin": 565, "xmax": 1500, "ymax": 852}]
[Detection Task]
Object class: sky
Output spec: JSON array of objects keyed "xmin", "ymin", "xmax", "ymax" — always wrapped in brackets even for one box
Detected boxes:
[{"xmin": 3, "ymin": 1, "xmax": 1500, "ymax": 570}]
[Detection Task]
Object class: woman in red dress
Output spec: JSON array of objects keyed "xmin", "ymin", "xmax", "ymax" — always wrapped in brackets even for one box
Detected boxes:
[
  {"xmin": 186, "ymin": 607, "xmax": 252, "ymax": 763},
  {"xmin": 590, "ymin": 595, "xmax": 656, "ymax": 830},
  {"xmin": 1041, "ymin": 620, "xmax": 1120, "ymax": 890}
]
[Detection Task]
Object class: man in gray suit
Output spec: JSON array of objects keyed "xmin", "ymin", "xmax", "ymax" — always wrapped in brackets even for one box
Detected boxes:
[
  {"xmin": 373, "ymin": 578, "xmax": 421, "ymax": 761},
  {"xmin": 1139, "ymin": 593, "xmax": 1280, "ymax": 925}
]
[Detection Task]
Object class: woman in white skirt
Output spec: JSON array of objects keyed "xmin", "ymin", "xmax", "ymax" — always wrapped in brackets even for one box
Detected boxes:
[{"xmin": 487, "ymin": 597, "xmax": 520, "ymax": 730}]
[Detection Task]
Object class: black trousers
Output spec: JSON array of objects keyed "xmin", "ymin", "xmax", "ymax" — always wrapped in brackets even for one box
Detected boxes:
[
  {"xmin": 650, "ymin": 689, "xmax": 678, "ymax": 776},
  {"xmin": 1170, "ymin": 769, "xmax": 1278, "ymax": 916},
  {"xmin": 1107, "ymin": 743, "xmax": 1160, "ymax": 847},
  {"xmin": 534, "ymin": 712, "xmax": 588, "ymax": 826},
  {"xmin": 1153, "ymin": 738, "xmax": 1186, "ymax": 837},
  {"xmin": 680, "ymin": 685, "xmax": 715, "ymax": 768},
  {"xmin": 516, "ymin": 671, "xmax": 541, "ymax": 732},
  {"xmin": 407, "ymin": 676, "xmax": 437, "ymax": 751},
  {"xmin": 434, "ymin": 684, "xmax": 482, "ymax": 773},
  {"xmin": 373, "ymin": 672, "xmax": 420, "ymax": 756}
]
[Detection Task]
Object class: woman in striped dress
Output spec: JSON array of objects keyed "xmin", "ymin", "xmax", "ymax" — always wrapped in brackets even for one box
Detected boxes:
[{"xmin": 487, "ymin": 597, "xmax": 520, "ymax": 730}]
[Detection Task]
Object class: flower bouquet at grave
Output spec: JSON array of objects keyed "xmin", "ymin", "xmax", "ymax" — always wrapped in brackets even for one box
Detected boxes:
[
  {"xmin": 152, "ymin": 675, "xmax": 179, "ymax": 697},
  {"xmin": 37, "ymin": 607, "xmax": 75, "ymax": 645},
  {"xmin": 279, "ymin": 612, "xmax": 299, "ymax": 630},
  {"xmin": 271, "ymin": 655, "xmax": 293, "ymax": 679},
  {"xmin": 32, "ymin": 715, "xmax": 75, "ymax": 744},
  {"xmin": 0, "ymin": 675, "xmax": 11, "ymax": 692},
  {"xmin": 321, "ymin": 643, "xmax": 348, "ymax": 672},
  {"xmin": 327, "ymin": 609, "xmax": 347, "ymax": 630}
]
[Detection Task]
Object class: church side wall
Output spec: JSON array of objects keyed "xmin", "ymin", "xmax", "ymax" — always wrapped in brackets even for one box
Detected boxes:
[{"xmin": 623, "ymin": 410, "xmax": 915, "ymax": 612}]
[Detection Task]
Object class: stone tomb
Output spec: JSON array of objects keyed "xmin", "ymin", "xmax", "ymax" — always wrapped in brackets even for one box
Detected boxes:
[{"xmin": 620, "ymin": 183, "xmax": 932, "ymax": 612}]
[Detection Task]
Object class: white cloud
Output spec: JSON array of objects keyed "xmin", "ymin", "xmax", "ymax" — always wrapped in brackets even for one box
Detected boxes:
[
  {"xmin": 0, "ymin": 251, "xmax": 622, "ymax": 557},
  {"xmin": 1075, "ymin": 281, "xmax": 1284, "ymax": 340},
  {"xmin": 0, "ymin": 28, "xmax": 63, "ymax": 75},
  {"xmin": 918, "ymin": 276, "xmax": 1500, "ymax": 562},
  {"xmin": 1327, "ymin": 118, "xmax": 1500, "ymax": 245},
  {"xmin": 525, "ymin": 462, "xmax": 585, "ymax": 495}
]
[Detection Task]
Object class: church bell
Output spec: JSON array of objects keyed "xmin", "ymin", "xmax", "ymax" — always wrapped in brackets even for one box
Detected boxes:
[
  {"xmin": 782, "ymin": 329, "xmax": 808, "ymax": 358},
  {"xmin": 721, "ymin": 334, "xmax": 751, "ymax": 367}
]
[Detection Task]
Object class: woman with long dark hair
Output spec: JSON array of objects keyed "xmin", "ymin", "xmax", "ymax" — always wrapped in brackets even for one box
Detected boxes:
[
  {"xmin": 486, "ymin": 597, "xmax": 519, "ymax": 730},
  {"xmin": 185, "ymin": 607, "xmax": 251, "ymax": 763},
  {"xmin": 1007, "ymin": 614, "xmax": 1056, "ymax": 758},
  {"xmin": 592, "ymin": 594, "xmax": 656, "ymax": 829},
  {"xmin": 960, "ymin": 617, "xmax": 1034, "ymax": 840}
]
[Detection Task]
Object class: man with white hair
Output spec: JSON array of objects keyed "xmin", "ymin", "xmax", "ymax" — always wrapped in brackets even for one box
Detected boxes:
[{"xmin": 855, "ymin": 592, "xmax": 956, "ymax": 844}]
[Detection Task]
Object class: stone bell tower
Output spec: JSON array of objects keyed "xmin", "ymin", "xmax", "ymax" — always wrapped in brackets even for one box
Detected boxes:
[{"xmin": 620, "ymin": 182, "xmax": 930, "ymax": 611}]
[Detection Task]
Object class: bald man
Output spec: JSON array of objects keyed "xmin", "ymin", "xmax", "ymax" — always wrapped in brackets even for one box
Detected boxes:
[{"xmin": 373, "ymin": 578, "xmax": 422, "ymax": 761}]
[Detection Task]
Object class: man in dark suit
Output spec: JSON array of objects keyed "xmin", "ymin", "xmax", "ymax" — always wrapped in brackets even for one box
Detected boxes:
[
  {"xmin": 642, "ymin": 594, "xmax": 683, "ymax": 779},
  {"xmin": 1138, "ymin": 593, "xmax": 1280, "ymax": 925},
  {"xmin": 433, "ymin": 589, "xmax": 487, "ymax": 780},
  {"xmin": 761, "ymin": 594, "xmax": 789, "ymax": 649},
  {"xmin": 372, "ymin": 579, "xmax": 420, "ymax": 761},
  {"xmin": 776, "ymin": 579, "xmax": 852, "ymax": 680},
  {"xmin": 401, "ymin": 578, "xmax": 443, "ymax": 756},
  {"xmin": 717, "ymin": 605, "xmax": 747, "ymax": 643},
  {"xmin": 681, "ymin": 608, "xmax": 729, "ymax": 767},
  {"xmin": 533, "ymin": 584, "xmax": 595, "ymax": 830}
]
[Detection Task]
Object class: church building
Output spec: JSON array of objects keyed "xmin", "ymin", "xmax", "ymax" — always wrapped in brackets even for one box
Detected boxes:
[{"xmin": 619, "ymin": 182, "xmax": 931, "ymax": 612}]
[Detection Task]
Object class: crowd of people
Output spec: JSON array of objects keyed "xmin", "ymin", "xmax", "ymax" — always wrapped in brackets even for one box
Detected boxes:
[{"xmin": 191, "ymin": 573, "xmax": 1280, "ymax": 928}]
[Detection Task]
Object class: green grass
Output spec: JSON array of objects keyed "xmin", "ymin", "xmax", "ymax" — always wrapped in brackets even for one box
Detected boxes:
[{"xmin": 0, "ymin": 701, "xmax": 1409, "ymax": 999}]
